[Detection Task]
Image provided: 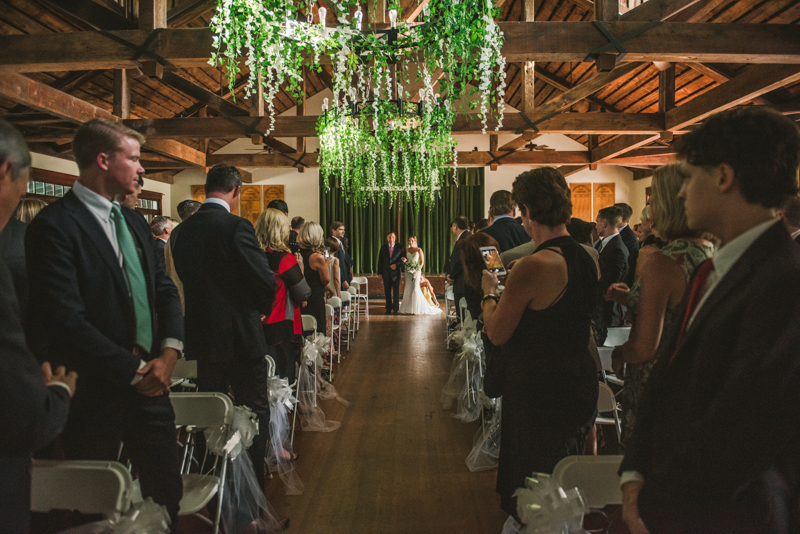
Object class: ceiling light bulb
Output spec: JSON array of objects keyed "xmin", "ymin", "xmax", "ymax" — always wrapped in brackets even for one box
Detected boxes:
[
  {"xmin": 318, "ymin": 7, "xmax": 327, "ymax": 26},
  {"xmin": 389, "ymin": 9, "xmax": 398, "ymax": 28}
]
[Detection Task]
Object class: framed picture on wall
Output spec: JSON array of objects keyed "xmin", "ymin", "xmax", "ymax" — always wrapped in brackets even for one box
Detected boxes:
[{"xmin": 240, "ymin": 185, "xmax": 262, "ymax": 225}]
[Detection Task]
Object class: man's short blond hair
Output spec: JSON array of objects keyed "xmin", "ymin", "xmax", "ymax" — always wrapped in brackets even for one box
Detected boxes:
[{"xmin": 72, "ymin": 119, "xmax": 145, "ymax": 170}]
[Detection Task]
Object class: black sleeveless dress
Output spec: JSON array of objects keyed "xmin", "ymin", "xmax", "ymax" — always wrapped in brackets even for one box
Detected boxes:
[
  {"xmin": 496, "ymin": 235, "xmax": 599, "ymax": 516},
  {"xmin": 300, "ymin": 248, "xmax": 326, "ymax": 330}
]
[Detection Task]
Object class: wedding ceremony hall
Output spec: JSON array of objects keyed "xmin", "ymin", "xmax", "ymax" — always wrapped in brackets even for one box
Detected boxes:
[{"xmin": 1, "ymin": 0, "xmax": 800, "ymax": 532}]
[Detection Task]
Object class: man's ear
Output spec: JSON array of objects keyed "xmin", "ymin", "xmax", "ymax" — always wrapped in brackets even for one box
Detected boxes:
[
  {"xmin": 96, "ymin": 152, "xmax": 111, "ymax": 171},
  {"xmin": 717, "ymin": 163, "xmax": 736, "ymax": 194},
  {"xmin": 0, "ymin": 161, "xmax": 12, "ymax": 188},
  {"xmin": 231, "ymin": 185, "xmax": 241, "ymax": 201}
]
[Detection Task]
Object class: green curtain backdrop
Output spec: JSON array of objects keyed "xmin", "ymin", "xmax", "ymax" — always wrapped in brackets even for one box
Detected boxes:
[{"xmin": 319, "ymin": 168, "xmax": 484, "ymax": 274}]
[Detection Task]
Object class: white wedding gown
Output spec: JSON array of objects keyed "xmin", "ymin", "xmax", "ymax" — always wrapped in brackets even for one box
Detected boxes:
[{"xmin": 398, "ymin": 250, "xmax": 442, "ymax": 315}]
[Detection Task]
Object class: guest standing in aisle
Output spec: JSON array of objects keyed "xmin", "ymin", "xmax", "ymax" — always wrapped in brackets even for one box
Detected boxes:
[
  {"xmin": 481, "ymin": 168, "xmax": 599, "ymax": 523},
  {"xmin": 26, "ymin": 119, "xmax": 184, "ymax": 522},
  {"xmin": 0, "ymin": 120, "xmax": 76, "ymax": 534},
  {"xmin": 620, "ymin": 107, "xmax": 800, "ymax": 534},
  {"xmin": 172, "ymin": 163, "xmax": 277, "ymax": 494}
]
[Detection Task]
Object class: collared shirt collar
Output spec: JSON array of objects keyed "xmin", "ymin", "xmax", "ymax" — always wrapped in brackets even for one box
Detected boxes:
[
  {"xmin": 688, "ymin": 218, "xmax": 779, "ymax": 327},
  {"xmin": 204, "ymin": 197, "xmax": 230, "ymax": 212},
  {"xmin": 456, "ymin": 229, "xmax": 467, "ymax": 239},
  {"xmin": 711, "ymin": 218, "xmax": 779, "ymax": 281},
  {"xmin": 158, "ymin": 237, "xmax": 168, "ymax": 243},
  {"xmin": 72, "ymin": 180, "xmax": 115, "ymax": 222},
  {"xmin": 791, "ymin": 228, "xmax": 800, "ymax": 240},
  {"xmin": 598, "ymin": 232, "xmax": 618, "ymax": 252},
  {"xmin": 333, "ymin": 236, "xmax": 342, "ymax": 245},
  {"xmin": 493, "ymin": 215, "xmax": 513, "ymax": 222}
]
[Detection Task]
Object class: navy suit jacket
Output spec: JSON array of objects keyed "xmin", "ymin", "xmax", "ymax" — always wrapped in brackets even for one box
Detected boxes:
[
  {"xmin": 26, "ymin": 190, "xmax": 183, "ymax": 426},
  {"xmin": 598, "ymin": 234, "xmax": 629, "ymax": 328},
  {"xmin": 335, "ymin": 242, "xmax": 353, "ymax": 289},
  {"xmin": 621, "ymin": 222, "xmax": 800, "ymax": 532},
  {"xmin": 619, "ymin": 225, "xmax": 640, "ymax": 286},
  {"xmin": 172, "ymin": 203, "xmax": 276, "ymax": 364},
  {"xmin": 377, "ymin": 243, "xmax": 405, "ymax": 280},
  {"xmin": 480, "ymin": 216, "xmax": 530, "ymax": 252},
  {"xmin": 0, "ymin": 218, "xmax": 27, "ymax": 318},
  {"xmin": 0, "ymin": 254, "xmax": 70, "ymax": 533}
]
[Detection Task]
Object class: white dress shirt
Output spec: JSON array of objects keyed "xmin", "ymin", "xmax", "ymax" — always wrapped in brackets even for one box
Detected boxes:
[
  {"xmin": 621, "ymin": 218, "xmax": 780, "ymax": 488},
  {"xmin": 72, "ymin": 181, "xmax": 183, "ymax": 383}
]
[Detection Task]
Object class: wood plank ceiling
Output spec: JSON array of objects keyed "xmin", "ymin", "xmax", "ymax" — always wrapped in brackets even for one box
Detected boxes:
[{"xmin": 0, "ymin": 0, "xmax": 799, "ymax": 180}]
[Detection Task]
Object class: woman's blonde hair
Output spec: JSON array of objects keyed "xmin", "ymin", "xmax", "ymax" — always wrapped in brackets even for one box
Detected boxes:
[
  {"xmin": 13, "ymin": 198, "xmax": 47, "ymax": 224},
  {"xmin": 650, "ymin": 163, "xmax": 701, "ymax": 241},
  {"xmin": 298, "ymin": 221, "xmax": 325, "ymax": 252},
  {"xmin": 254, "ymin": 208, "xmax": 290, "ymax": 252},
  {"xmin": 640, "ymin": 205, "xmax": 652, "ymax": 223}
]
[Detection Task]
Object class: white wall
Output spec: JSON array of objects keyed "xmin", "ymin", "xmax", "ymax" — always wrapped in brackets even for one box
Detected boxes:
[
  {"xmin": 629, "ymin": 174, "xmax": 652, "ymax": 226},
  {"xmin": 170, "ymin": 167, "xmax": 320, "ymax": 224}
]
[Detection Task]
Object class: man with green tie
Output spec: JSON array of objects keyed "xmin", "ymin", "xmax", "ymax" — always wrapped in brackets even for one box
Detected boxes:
[{"xmin": 25, "ymin": 119, "xmax": 184, "ymax": 523}]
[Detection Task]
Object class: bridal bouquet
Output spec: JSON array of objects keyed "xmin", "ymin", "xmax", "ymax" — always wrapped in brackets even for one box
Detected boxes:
[{"xmin": 404, "ymin": 258, "xmax": 421, "ymax": 275}]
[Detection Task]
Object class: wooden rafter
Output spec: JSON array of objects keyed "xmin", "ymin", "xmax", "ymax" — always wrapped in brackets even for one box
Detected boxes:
[
  {"xmin": 207, "ymin": 150, "xmax": 591, "ymax": 167},
  {"xmin": 0, "ymin": 72, "xmax": 206, "ymax": 167},
  {"xmin": 619, "ymin": 0, "xmax": 702, "ymax": 22},
  {"xmin": 3, "ymin": 24, "xmax": 800, "ymax": 73},
  {"xmin": 116, "ymin": 112, "xmax": 665, "ymax": 139}
]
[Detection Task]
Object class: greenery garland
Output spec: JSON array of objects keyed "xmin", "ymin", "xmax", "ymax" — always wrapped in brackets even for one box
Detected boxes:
[{"xmin": 209, "ymin": 0, "xmax": 506, "ymax": 206}]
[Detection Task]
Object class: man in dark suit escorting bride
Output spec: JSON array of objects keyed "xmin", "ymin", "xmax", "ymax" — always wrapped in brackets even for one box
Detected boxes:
[{"xmin": 377, "ymin": 232, "xmax": 405, "ymax": 314}]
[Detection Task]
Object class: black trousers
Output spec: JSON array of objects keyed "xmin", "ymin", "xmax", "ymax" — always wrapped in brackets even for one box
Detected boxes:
[
  {"xmin": 383, "ymin": 274, "xmax": 401, "ymax": 311},
  {"xmin": 62, "ymin": 392, "xmax": 183, "ymax": 523},
  {"xmin": 266, "ymin": 340, "xmax": 302, "ymax": 386},
  {"xmin": 197, "ymin": 357, "xmax": 270, "ymax": 489}
]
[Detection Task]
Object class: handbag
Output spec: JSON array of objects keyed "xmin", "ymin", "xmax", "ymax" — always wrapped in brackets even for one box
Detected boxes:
[{"xmin": 481, "ymin": 329, "xmax": 504, "ymax": 398}]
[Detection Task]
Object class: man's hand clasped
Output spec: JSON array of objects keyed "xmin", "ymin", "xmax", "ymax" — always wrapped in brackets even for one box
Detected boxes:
[{"xmin": 135, "ymin": 347, "xmax": 179, "ymax": 397}]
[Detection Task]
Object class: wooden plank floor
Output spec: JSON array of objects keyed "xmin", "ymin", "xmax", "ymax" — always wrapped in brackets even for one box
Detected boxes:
[{"xmin": 264, "ymin": 304, "xmax": 508, "ymax": 533}]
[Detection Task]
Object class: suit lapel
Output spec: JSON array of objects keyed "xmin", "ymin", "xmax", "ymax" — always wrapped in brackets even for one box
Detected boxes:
[
  {"xmin": 680, "ymin": 223, "xmax": 782, "ymax": 349},
  {"xmin": 63, "ymin": 191, "xmax": 128, "ymax": 294}
]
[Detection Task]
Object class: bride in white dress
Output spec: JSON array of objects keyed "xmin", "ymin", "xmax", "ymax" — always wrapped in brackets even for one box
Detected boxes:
[{"xmin": 398, "ymin": 236, "xmax": 442, "ymax": 315}]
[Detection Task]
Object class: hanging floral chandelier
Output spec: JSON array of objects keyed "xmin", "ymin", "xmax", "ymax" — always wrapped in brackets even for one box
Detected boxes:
[{"xmin": 209, "ymin": 0, "xmax": 507, "ymax": 205}]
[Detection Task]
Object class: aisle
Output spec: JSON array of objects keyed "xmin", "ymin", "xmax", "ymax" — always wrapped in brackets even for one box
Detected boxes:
[{"xmin": 265, "ymin": 305, "xmax": 508, "ymax": 533}]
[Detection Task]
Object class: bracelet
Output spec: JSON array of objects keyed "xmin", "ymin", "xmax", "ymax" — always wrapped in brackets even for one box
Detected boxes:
[{"xmin": 482, "ymin": 293, "xmax": 499, "ymax": 304}]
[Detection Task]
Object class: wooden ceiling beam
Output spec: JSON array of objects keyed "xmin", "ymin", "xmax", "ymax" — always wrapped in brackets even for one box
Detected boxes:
[
  {"xmin": 160, "ymin": 71, "xmax": 249, "ymax": 118},
  {"xmin": 686, "ymin": 63, "xmax": 774, "ymax": 106},
  {"xmin": 167, "ymin": 0, "xmax": 217, "ymax": 27},
  {"xmin": 558, "ymin": 165, "xmax": 589, "ymax": 177},
  {"xmin": 591, "ymin": 134, "xmax": 660, "ymax": 162},
  {"xmin": 208, "ymin": 150, "xmax": 591, "ymax": 168},
  {"xmin": 3, "ymin": 24, "xmax": 800, "ymax": 73},
  {"xmin": 665, "ymin": 64, "xmax": 800, "ymax": 131},
  {"xmin": 0, "ymin": 72, "xmax": 206, "ymax": 167},
  {"xmin": 35, "ymin": 0, "xmax": 137, "ymax": 30},
  {"xmin": 619, "ymin": 0, "xmax": 701, "ymax": 22},
  {"xmin": 533, "ymin": 66, "xmax": 621, "ymax": 112},
  {"xmin": 121, "ymin": 112, "xmax": 665, "ymax": 139},
  {"xmin": 143, "ymin": 172, "xmax": 175, "ymax": 184}
]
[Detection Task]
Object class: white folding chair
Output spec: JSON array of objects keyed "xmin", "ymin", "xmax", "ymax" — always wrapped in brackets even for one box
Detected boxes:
[
  {"xmin": 325, "ymin": 303, "xmax": 336, "ymax": 381},
  {"xmin": 340, "ymin": 292, "xmax": 353, "ymax": 352},
  {"xmin": 600, "ymin": 327, "xmax": 632, "ymax": 387},
  {"xmin": 445, "ymin": 285, "xmax": 457, "ymax": 340},
  {"xmin": 596, "ymin": 382, "xmax": 622, "ymax": 443},
  {"xmin": 352, "ymin": 276, "xmax": 369, "ymax": 317},
  {"xmin": 170, "ymin": 392, "xmax": 238, "ymax": 534},
  {"xmin": 552, "ymin": 455, "xmax": 624, "ymax": 509},
  {"xmin": 348, "ymin": 284, "xmax": 360, "ymax": 332},
  {"xmin": 328, "ymin": 296, "xmax": 343, "ymax": 363},
  {"xmin": 301, "ymin": 314, "xmax": 317, "ymax": 337},
  {"xmin": 31, "ymin": 460, "xmax": 134, "ymax": 519},
  {"xmin": 171, "ymin": 357, "xmax": 198, "ymax": 390}
]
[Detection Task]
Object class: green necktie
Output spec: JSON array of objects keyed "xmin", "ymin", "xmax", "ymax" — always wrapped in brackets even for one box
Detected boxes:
[{"xmin": 110, "ymin": 203, "xmax": 153, "ymax": 352}]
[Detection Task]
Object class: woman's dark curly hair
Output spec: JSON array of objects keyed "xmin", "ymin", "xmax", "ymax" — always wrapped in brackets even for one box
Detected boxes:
[{"xmin": 511, "ymin": 167, "xmax": 572, "ymax": 228}]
